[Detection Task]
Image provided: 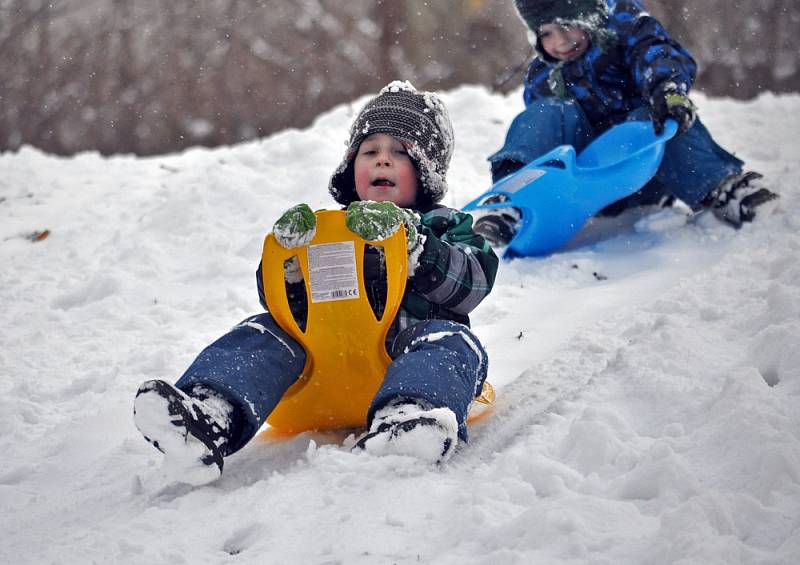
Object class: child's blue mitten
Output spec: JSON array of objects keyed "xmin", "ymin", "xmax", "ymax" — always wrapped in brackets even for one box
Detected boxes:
[{"xmin": 273, "ymin": 203, "xmax": 317, "ymax": 249}]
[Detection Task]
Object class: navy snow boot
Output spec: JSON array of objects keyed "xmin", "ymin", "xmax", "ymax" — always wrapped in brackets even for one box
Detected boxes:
[
  {"xmin": 134, "ymin": 379, "xmax": 233, "ymax": 485},
  {"xmin": 353, "ymin": 398, "xmax": 459, "ymax": 464},
  {"xmin": 708, "ymin": 171, "xmax": 779, "ymax": 227},
  {"xmin": 472, "ymin": 194, "xmax": 522, "ymax": 248}
]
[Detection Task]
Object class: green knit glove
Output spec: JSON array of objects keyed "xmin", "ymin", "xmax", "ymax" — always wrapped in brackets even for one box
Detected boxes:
[
  {"xmin": 345, "ymin": 201, "xmax": 422, "ymax": 251},
  {"xmin": 272, "ymin": 203, "xmax": 317, "ymax": 249}
]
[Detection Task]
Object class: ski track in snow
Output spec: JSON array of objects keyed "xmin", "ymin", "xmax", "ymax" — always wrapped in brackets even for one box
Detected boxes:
[{"xmin": 1, "ymin": 87, "xmax": 799, "ymax": 564}]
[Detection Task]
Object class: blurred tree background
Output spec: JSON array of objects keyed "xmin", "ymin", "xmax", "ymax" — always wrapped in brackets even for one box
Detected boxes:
[{"xmin": 1, "ymin": 0, "xmax": 798, "ymax": 156}]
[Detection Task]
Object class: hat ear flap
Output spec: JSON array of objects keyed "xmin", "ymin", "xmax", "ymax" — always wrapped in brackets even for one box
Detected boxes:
[{"xmin": 329, "ymin": 158, "xmax": 358, "ymax": 206}]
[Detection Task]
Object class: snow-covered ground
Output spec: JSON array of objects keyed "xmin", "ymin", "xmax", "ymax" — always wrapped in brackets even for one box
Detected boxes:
[{"xmin": 1, "ymin": 86, "xmax": 799, "ymax": 564}]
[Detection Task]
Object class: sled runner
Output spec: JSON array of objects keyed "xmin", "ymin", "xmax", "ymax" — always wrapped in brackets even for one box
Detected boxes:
[
  {"xmin": 464, "ymin": 119, "xmax": 678, "ymax": 258},
  {"xmin": 261, "ymin": 210, "xmax": 494, "ymax": 436}
]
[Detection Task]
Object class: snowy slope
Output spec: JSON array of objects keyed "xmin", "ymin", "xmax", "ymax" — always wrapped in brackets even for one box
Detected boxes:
[{"xmin": 1, "ymin": 87, "xmax": 799, "ymax": 565}]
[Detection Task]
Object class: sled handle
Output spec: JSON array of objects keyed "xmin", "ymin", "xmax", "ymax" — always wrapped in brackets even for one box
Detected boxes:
[
  {"xmin": 262, "ymin": 209, "xmax": 496, "ymax": 434},
  {"xmin": 261, "ymin": 210, "xmax": 408, "ymax": 432}
]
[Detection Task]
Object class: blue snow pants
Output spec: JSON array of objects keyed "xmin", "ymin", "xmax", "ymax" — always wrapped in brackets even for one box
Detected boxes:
[
  {"xmin": 176, "ymin": 313, "xmax": 488, "ymax": 452},
  {"xmin": 488, "ymin": 98, "xmax": 744, "ymax": 209}
]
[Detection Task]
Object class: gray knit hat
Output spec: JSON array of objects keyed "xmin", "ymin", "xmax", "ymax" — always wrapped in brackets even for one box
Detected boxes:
[
  {"xmin": 329, "ymin": 81, "xmax": 454, "ymax": 207},
  {"xmin": 514, "ymin": 0, "xmax": 615, "ymax": 63},
  {"xmin": 514, "ymin": 0, "xmax": 608, "ymax": 32}
]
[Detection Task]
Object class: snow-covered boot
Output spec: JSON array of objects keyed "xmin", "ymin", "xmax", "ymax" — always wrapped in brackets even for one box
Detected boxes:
[
  {"xmin": 133, "ymin": 379, "xmax": 233, "ymax": 485},
  {"xmin": 708, "ymin": 171, "xmax": 779, "ymax": 228},
  {"xmin": 353, "ymin": 398, "xmax": 459, "ymax": 464},
  {"xmin": 472, "ymin": 194, "xmax": 521, "ymax": 247}
]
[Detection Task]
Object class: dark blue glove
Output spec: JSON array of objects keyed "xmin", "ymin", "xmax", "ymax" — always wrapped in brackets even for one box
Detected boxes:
[{"xmin": 651, "ymin": 84, "xmax": 696, "ymax": 135}]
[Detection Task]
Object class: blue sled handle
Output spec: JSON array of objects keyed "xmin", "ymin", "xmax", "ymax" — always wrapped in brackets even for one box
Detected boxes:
[{"xmin": 464, "ymin": 119, "xmax": 677, "ymax": 258}]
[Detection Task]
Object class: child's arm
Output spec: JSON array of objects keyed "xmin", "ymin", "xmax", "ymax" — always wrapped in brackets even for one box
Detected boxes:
[
  {"xmin": 616, "ymin": 0, "xmax": 697, "ymax": 103},
  {"xmin": 344, "ymin": 201, "xmax": 499, "ymax": 317},
  {"xmin": 256, "ymin": 203, "xmax": 316, "ymax": 312},
  {"xmin": 522, "ymin": 0, "xmax": 697, "ymax": 113},
  {"xmin": 256, "ymin": 261, "xmax": 268, "ymax": 310},
  {"xmin": 522, "ymin": 59, "xmax": 553, "ymax": 106},
  {"xmin": 256, "ymin": 259, "xmax": 306, "ymax": 312},
  {"xmin": 409, "ymin": 207, "xmax": 499, "ymax": 316}
]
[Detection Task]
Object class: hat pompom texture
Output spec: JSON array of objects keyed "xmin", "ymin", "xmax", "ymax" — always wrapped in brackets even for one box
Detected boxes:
[{"xmin": 329, "ymin": 81, "xmax": 454, "ymax": 207}]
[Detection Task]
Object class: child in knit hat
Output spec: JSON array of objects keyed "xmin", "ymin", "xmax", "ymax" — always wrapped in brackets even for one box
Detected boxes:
[
  {"xmin": 474, "ymin": 0, "xmax": 778, "ymax": 248},
  {"xmin": 132, "ymin": 81, "xmax": 499, "ymax": 484}
]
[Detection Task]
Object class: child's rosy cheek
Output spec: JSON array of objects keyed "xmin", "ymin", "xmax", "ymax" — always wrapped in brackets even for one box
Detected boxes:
[
  {"xmin": 354, "ymin": 164, "xmax": 371, "ymax": 191},
  {"xmin": 399, "ymin": 165, "xmax": 419, "ymax": 189}
]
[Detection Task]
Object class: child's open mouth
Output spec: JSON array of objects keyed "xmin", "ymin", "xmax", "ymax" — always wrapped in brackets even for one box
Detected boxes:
[
  {"xmin": 557, "ymin": 41, "xmax": 587, "ymax": 60},
  {"xmin": 372, "ymin": 178, "xmax": 396, "ymax": 187}
]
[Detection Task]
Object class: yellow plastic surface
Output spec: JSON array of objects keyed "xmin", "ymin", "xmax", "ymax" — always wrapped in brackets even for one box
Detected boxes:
[
  {"xmin": 261, "ymin": 209, "xmax": 496, "ymax": 437},
  {"xmin": 262, "ymin": 210, "xmax": 408, "ymax": 433}
]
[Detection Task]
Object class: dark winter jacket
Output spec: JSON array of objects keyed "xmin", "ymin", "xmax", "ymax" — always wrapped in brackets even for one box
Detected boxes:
[
  {"xmin": 256, "ymin": 203, "xmax": 498, "ymax": 342},
  {"xmin": 523, "ymin": 0, "xmax": 697, "ymax": 132}
]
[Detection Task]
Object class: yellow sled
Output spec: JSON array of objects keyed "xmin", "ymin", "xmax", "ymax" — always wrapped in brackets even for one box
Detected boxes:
[{"xmin": 260, "ymin": 209, "xmax": 494, "ymax": 437}]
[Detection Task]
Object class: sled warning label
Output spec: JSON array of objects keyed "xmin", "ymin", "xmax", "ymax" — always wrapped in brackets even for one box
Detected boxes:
[{"xmin": 307, "ymin": 241, "xmax": 360, "ymax": 303}]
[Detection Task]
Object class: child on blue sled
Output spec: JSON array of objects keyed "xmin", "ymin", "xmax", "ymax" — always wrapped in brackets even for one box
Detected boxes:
[
  {"xmin": 133, "ymin": 81, "xmax": 499, "ymax": 484},
  {"xmin": 474, "ymin": 0, "xmax": 779, "ymax": 247}
]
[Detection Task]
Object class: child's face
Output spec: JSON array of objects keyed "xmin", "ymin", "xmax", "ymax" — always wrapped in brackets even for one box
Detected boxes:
[
  {"xmin": 538, "ymin": 23, "xmax": 590, "ymax": 61},
  {"xmin": 354, "ymin": 133, "xmax": 419, "ymax": 208}
]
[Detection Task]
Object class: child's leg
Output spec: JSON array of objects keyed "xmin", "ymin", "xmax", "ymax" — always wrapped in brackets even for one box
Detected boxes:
[
  {"xmin": 488, "ymin": 98, "xmax": 595, "ymax": 182},
  {"xmin": 134, "ymin": 312, "xmax": 305, "ymax": 482},
  {"xmin": 592, "ymin": 109, "xmax": 744, "ymax": 216},
  {"xmin": 133, "ymin": 314, "xmax": 305, "ymax": 485},
  {"xmin": 173, "ymin": 312, "xmax": 306, "ymax": 452},
  {"xmin": 653, "ymin": 116, "xmax": 744, "ymax": 209},
  {"xmin": 654, "ymin": 117, "xmax": 777, "ymax": 225},
  {"xmin": 371, "ymin": 319, "xmax": 489, "ymax": 442}
]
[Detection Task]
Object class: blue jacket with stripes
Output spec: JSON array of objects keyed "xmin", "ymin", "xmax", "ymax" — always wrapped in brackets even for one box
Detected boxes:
[{"xmin": 523, "ymin": 0, "xmax": 697, "ymax": 132}]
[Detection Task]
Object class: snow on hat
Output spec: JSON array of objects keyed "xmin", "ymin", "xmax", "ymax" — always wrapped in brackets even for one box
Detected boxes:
[
  {"xmin": 514, "ymin": 0, "xmax": 608, "ymax": 34},
  {"xmin": 329, "ymin": 80, "xmax": 454, "ymax": 207}
]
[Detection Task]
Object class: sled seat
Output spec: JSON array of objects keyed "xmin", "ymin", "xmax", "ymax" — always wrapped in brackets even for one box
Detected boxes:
[{"xmin": 261, "ymin": 210, "xmax": 494, "ymax": 435}]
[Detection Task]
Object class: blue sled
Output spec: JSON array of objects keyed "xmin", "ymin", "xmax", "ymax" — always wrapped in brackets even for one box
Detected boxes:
[{"xmin": 464, "ymin": 119, "xmax": 678, "ymax": 258}]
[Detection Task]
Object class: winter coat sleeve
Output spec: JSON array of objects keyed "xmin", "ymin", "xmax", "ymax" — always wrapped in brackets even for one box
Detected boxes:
[
  {"xmin": 522, "ymin": 59, "xmax": 553, "ymax": 106},
  {"xmin": 613, "ymin": 0, "xmax": 697, "ymax": 98},
  {"xmin": 522, "ymin": 0, "xmax": 697, "ymax": 109},
  {"xmin": 256, "ymin": 260, "xmax": 308, "ymax": 320},
  {"xmin": 409, "ymin": 207, "xmax": 499, "ymax": 316},
  {"xmin": 257, "ymin": 261, "xmax": 267, "ymax": 310},
  {"xmin": 257, "ymin": 208, "xmax": 498, "ymax": 322}
]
